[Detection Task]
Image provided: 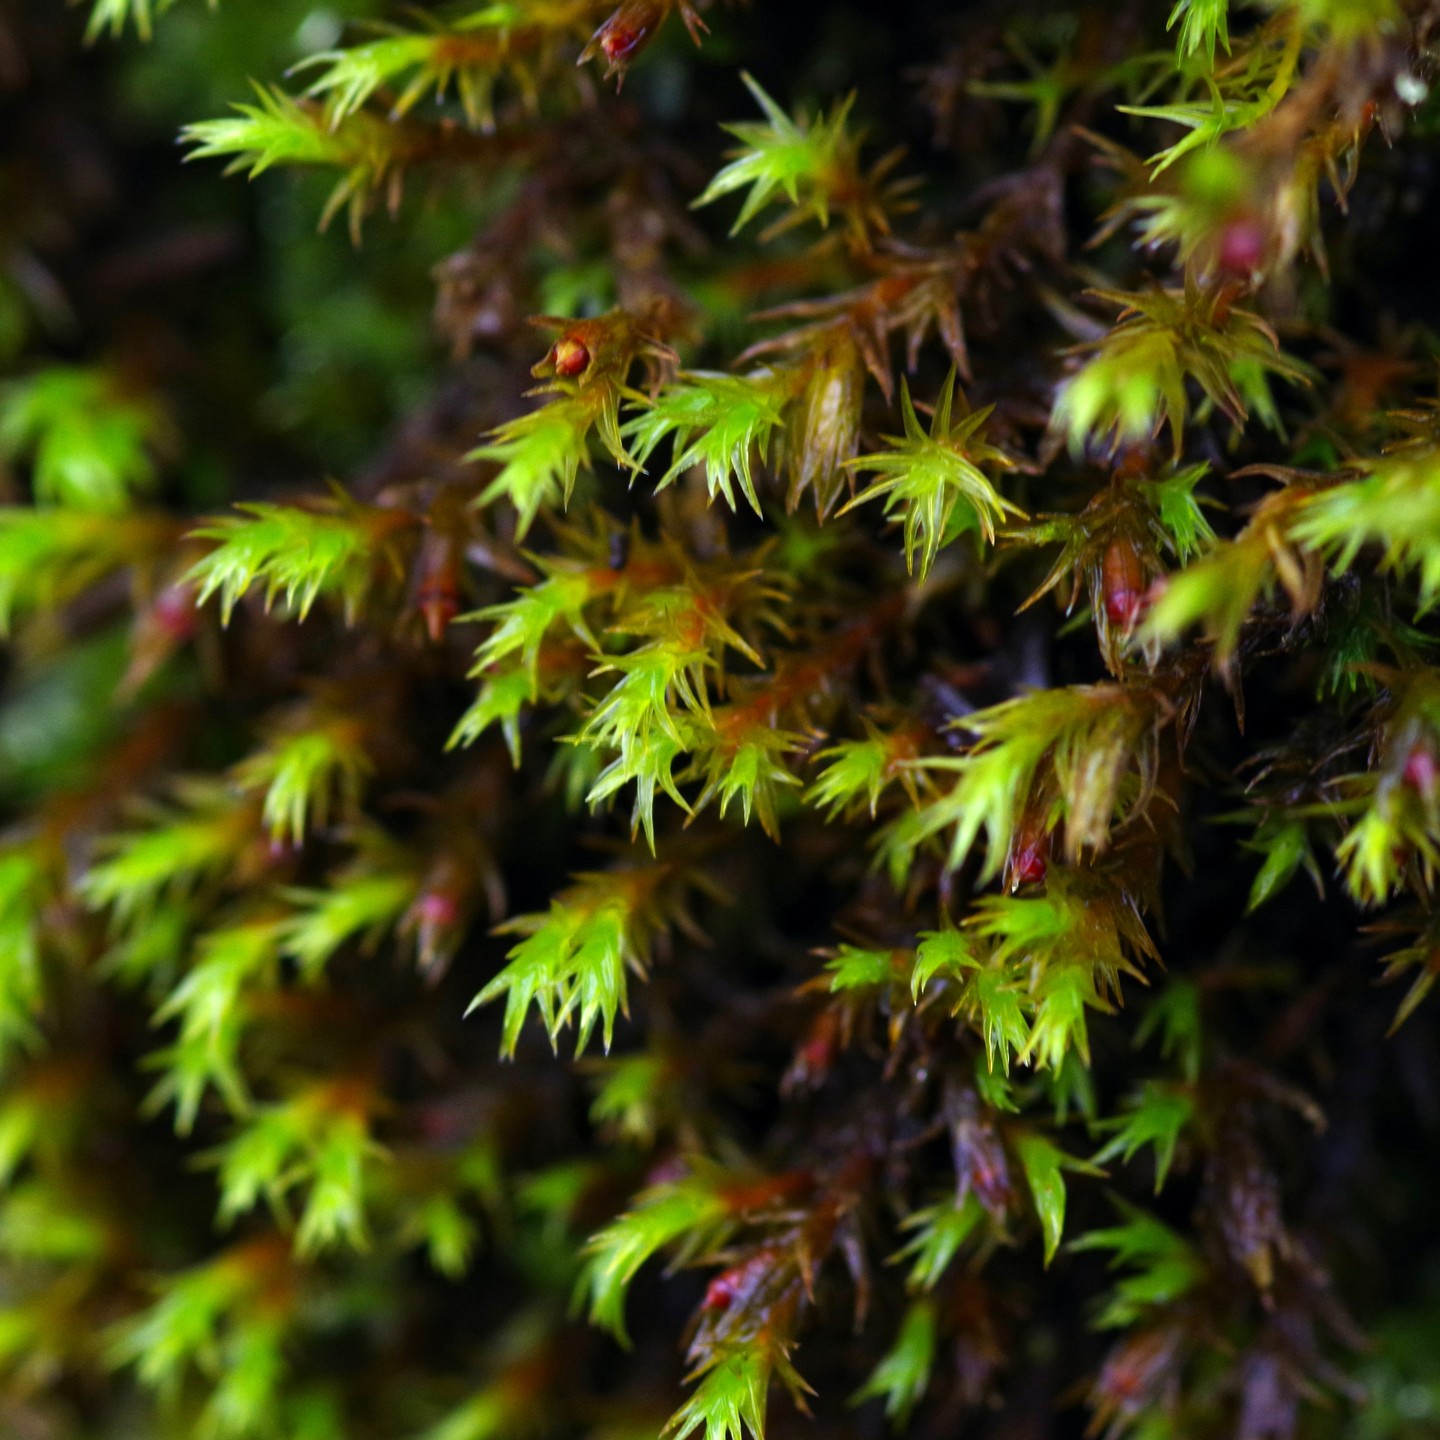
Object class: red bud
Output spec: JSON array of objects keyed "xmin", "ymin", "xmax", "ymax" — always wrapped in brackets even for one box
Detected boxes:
[
  {"xmin": 1009, "ymin": 822, "xmax": 1049, "ymax": 889},
  {"xmin": 552, "ymin": 337, "xmax": 591, "ymax": 377},
  {"xmin": 701, "ymin": 1251, "xmax": 772, "ymax": 1312},
  {"xmin": 416, "ymin": 890, "xmax": 461, "ymax": 930},
  {"xmin": 702, "ymin": 1271, "xmax": 738, "ymax": 1312},
  {"xmin": 1102, "ymin": 540, "xmax": 1146, "ymax": 629},
  {"xmin": 152, "ymin": 584, "xmax": 199, "ymax": 641},
  {"xmin": 1012, "ymin": 845, "xmax": 1047, "ymax": 886},
  {"xmin": 602, "ymin": 22, "xmax": 645, "ymax": 64},
  {"xmin": 1218, "ymin": 217, "xmax": 1266, "ymax": 278},
  {"xmin": 1404, "ymin": 744, "xmax": 1438, "ymax": 800},
  {"xmin": 588, "ymin": 1, "xmax": 662, "ymax": 74}
]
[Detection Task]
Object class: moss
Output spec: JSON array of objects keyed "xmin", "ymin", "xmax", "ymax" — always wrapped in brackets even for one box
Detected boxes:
[{"xmin": 2, "ymin": 1, "xmax": 1440, "ymax": 1436}]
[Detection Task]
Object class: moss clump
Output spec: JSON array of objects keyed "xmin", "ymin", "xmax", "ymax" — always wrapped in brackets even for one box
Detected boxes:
[{"xmin": 3, "ymin": 2, "xmax": 1440, "ymax": 1437}]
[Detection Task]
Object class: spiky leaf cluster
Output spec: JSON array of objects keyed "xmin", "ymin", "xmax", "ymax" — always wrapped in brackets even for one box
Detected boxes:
[{"xmin": 3, "ymin": 3, "xmax": 1440, "ymax": 1440}]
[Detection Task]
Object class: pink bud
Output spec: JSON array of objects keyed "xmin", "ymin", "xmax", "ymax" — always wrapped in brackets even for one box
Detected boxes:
[
  {"xmin": 1218, "ymin": 218, "xmax": 1266, "ymax": 278},
  {"xmin": 152, "ymin": 584, "xmax": 199, "ymax": 641},
  {"xmin": 1404, "ymin": 744, "xmax": 1438, "ymax": 800},
  {"xmin": 416, "ymin": 890, "xmax": 461, "ymax": 930}
]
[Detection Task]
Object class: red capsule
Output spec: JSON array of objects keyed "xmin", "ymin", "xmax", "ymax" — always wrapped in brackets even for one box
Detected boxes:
[
  {"xmin": 588, "ymin": 0, "xmax": 662, "ymax": 72},
  {"xmin": 702, "ymin": 1251, "xmax": 771, "ymax": 1313},
  {"xmin": 152, "ymin": 583, "xmax": 199, "ymax": 641},
  {"xmin": 415, "ymin": 890, "xmax": 461, "ymax": 930},
  {"xmin": 552, "ymin": 337, "xmax": 591, "ymax": 377},
  {"xmin": 789, "ymin": 1007, "xmax": 839, "ymax": 1087},
  {"xmin": 1012, "ymin": 844, "xmax": 1047, "ymax": 886},
  {"xmin": 643, "ymin": 1155, "xmax": 688, "ymax": 1188},
  {"xmin": 1092, "ymin": 1329, "xmax": 1179, "ymax": 1417},
  {"xmin": 1102, "ymin": 540, "xmax": 1146, "ymax": 629},
  {"xmin": 1008, "ymin": 820, "xmax": 1049, "ymax": 889},
  {"xmin": 602, "ymin": 22, "xmax": 645, "ymax": 64},
  {"xmin": 1218, "ymin": 216, "xmax": 1266, "ymax": 278},
  {"xmin": 411, "ymin": 887, "xmax": 463, "ymax": 976},
  {"xmin": 702, "ymin": 1271, "xmax": 738, "ymax": 1312},
  {"xmin": 1404, "ymin": 743, "xmax": 1438, "ymax": 801}
]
